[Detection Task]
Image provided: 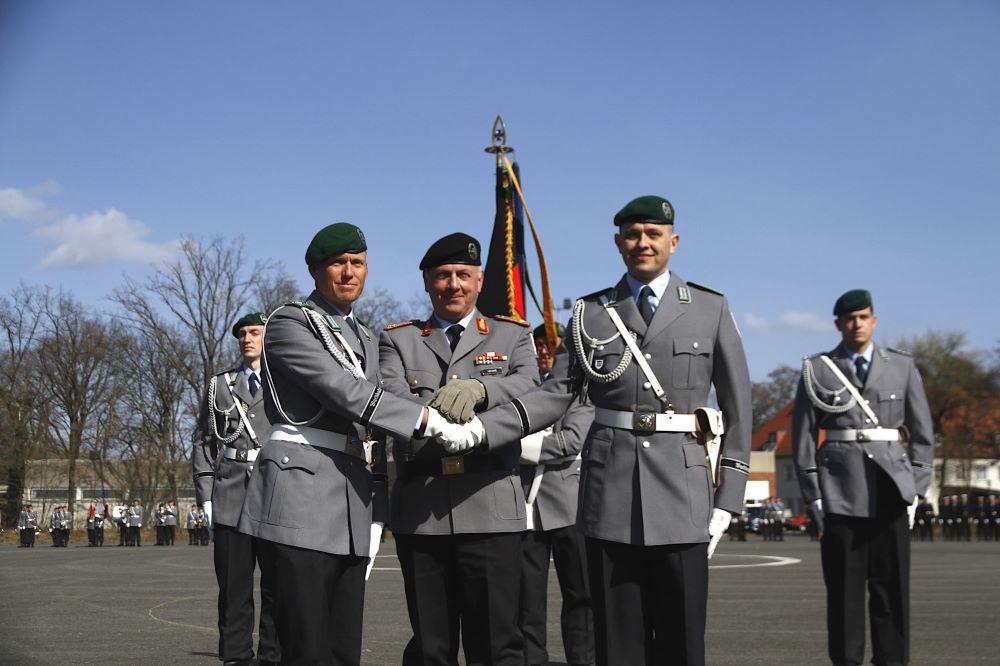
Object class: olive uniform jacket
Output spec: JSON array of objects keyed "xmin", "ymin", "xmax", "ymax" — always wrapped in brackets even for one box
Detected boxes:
[
  {"xmin": 378, "ymin": 308, "xmax": 539, "ymax": 535},
  {"xmin": 791, "ymin": 344, "xmax": 934, "ymax": 518},
  {"xmin": 237, "ymin": 291, "xmax": 425, "ymax": 556},
  {"xmin": 480, "ymin": 274, "xmax": 753, "ymax": 546},
  {"xmin": 519, "ymin": 389, "xmax": 594, "ymax": 532},
  {"xmin": 192, "ymin": 366, "xmax": 270, "ymax": 529}
]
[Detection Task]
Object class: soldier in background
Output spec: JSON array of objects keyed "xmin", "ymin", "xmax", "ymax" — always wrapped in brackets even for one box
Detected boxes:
[
  {"xmin": 116, "ymin": 504, "xmax": 129, "ymax": 546},
  {"xmin": 18, "ymin": 504, "xmax": 37, "ymax": 547},
  {"xmin": 958, "ymin": 493, "xmax": 972, "ymax": 542},
  {"xmin": 518, "ymin": 323, "xmax": 595, "ymax": 666},
  {"xmin": 192, "ymin": 312, "xmax": 280, "ymax": 666},
  {"xmin": 940, "ymin": 496, "xmax": 953, "ymax": 541},
  {"xmin": 128, "ymin": 499, "xmax": 143, "ymax": 547},
  {"xmin": 472, "ymin": 196, "xmax": 753, "ymax": 665},
  {"xmin": 165, "ymin": 500, "xmax": 177, "ymax": 546},
  {"xmin": 198, "ymin": 506, "xmax": 211, "ymax": 545},
  {"xmin": 187, "ymin": 504, "xmax": 199, "ymax": 545},
  {"xmin": 86, "ymin": 504, "xmax": 98, "ymax": 546},
  {"xmin": 916, "ymin": 498, "xmax": 934, "ymax": 541},
  {"xmin": 793, "ymin": 289, "xmax": 934, "ymax": 666},
  {"xmin": 94, "ymin": 505, "xmax": 106, "ymax": 547},
  {"xmin": 155, "ymin": 503, "xmax": 167, "ymax": 545}
]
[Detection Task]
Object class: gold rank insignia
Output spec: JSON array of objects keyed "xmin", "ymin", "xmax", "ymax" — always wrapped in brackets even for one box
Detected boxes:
[
  {"xmin": 384, "ymin": 320, "xmax": 420, "ymax": 331},
  {"xmin": 420, "ymin": 323, "xmax": 433, "ymax": 336},
  {"xmin": 476, "ymin": 317, "xmax": 489, "ymax": 334}
]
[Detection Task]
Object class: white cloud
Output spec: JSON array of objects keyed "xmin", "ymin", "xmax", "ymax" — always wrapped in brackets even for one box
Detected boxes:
[
  {"xmin": 0, "ymin": 187, "xmax": 53, "ymax": 222},
  {"xmin": 2, "ymin": 183, "xmax": 180, "ymax": 269},
  {"xmin": 34, "ymin": 208, "xmax": 180, "ymax": 268},
  {"xmin": 743, "ymin": 311, "xmax": 831, "ymax": 333}
]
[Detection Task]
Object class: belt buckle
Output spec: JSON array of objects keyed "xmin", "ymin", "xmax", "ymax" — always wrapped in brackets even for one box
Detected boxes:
[
  {"xmin": 441, "ymin": 456, "xmax": 465, "ymax": 475},
  {"xmin": 633, "ymin": 412, "xmax": 656, "ymax": 434},
  {"xmin": 235, "ymin": 449, "xmax": 249, "ymax": 462},
  {"xmin": 856, "ymin": 430, "xmax": 871, "ymax": 442}
]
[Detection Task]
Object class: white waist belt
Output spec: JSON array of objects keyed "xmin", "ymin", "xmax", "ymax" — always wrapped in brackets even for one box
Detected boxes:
[
  {"xmin": 594, "ymin": 407, "xmax": 697, "ymax": 433},
  {"xmin": 825, "ymin": 428, "xmax": 900, "ymax": 442},
  {"xmin": 223, "ymin": 446, "xmax": 259, "ymax": 462},
  {"xmin": 269, "ymin": 423, "xmax": 369, "ymax": 463}
]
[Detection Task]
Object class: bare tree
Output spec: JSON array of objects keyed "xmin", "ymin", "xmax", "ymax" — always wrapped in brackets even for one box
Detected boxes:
[
  {"xmin": 0, "ymin": 284, "xmax": 50, "ymax": 524},
  {"xmin": 34, "ymin": 291, "xmax": 122, "ymax": 515},
  {"xmin": 354, "ymin": 287, "xmax": 428, "ymax": 333},
  {"xmin": 751, "ymin": 365, "xmax": 800, "ymax": 431}
]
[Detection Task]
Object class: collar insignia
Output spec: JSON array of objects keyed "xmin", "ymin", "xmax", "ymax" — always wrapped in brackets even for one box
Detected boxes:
[
  {"xmin": 476, "ymin": 317, "xmax": 489, "ymax": 334},
  {"xmin": 677, "ymin": 286, "xmax": 691, "ymax": 303}
]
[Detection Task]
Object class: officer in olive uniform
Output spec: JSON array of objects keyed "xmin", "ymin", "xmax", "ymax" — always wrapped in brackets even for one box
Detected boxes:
[
  {"xmin": 792, "ymin": 289, "xmax": 934, "ymax": 666},
  {"xmin": 475, "ymin": 196, "xmax": 754, "ymax": 666},
  {"xmin": 238, "ymin": 223, "xmax": 460, "ymax": 666},
  {"xmin": 518, "ymin": 323, "xmax": 595, "ymax": 666},
  {"xmin": 193, "ymin": 312, "xmax": 280, "ymax": 666},
  {"xmin": 378, "ymin": 233, "xmax": 539, "ymax": 666}
]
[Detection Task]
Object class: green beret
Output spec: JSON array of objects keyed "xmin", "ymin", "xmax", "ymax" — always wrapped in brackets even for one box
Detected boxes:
[
  {"xmin": 419, "ymin": 233, "xmax": 481, "ymax": 271},
  {"xmin": 231, "ymin": 312, "xmax": 267, "ymax": 338},
  {"xmin": 833, "ymin": 289, "xmax": 873, "ymax": 316},
  {"xmin": 305, "ymin": 222, "xmax": 367, "ymax": 266},
  {"xmin": 533, "ymin": 322, "xmax": 565, "ymax": 339},
  {"xmin": 613, "ymin": 195, "xmax": 675, "ymax": 226}
]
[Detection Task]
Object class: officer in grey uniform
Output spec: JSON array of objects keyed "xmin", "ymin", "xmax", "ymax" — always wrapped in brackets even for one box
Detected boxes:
[
  {"xmin": 238, "ymin": 223, "xmax": 461, "ymax": 666},
  {"xmin": 165, "ymin": 500, "xmax": 177, "ymax": 546},
  {"xmin": 792, "ymin": 289, "xmax": 934, "ymax": 666},
  {"xmin": 518, "ymin": 323, "xmax": 595, "ymax": 666},
  {"xmin": 378, "ymin": 232, "xmax": 538, "ymax": 666},
  {"xmin": 473, "ymin": 196, "xmax": 753, "ymax": 666},
  {"xmin": 193, "ymin": 312, "xmax": 280, "ymax": 666},
  {"xmin": 18, "ymin": 504, "xmax": 37, "ymax": 547},
  {"xmin": 187, "ymin": 504, "xmax": 199, "ymax": 545},
  {"xmin": 127, "ymin": 500, "xmax": 143, "ymax": 546}
]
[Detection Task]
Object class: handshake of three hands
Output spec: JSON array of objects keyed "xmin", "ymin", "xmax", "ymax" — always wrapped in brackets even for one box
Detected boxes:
[{"xmin": 422, "ymin": 378, "xmax": 489, "ymax": 453}]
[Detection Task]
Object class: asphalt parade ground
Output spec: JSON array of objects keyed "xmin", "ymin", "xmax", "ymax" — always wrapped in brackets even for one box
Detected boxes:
[{"xmin": 0, "ymin": 535, "xmax": 997, "ymax": 665}]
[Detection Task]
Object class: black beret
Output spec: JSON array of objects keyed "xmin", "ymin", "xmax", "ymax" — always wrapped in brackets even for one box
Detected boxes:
[
  {"xmin": 231, "ymin": 312, "xmax": 267, "ymax": 338},
  {"xmin": 833, "ymin": 289, "xmax": 873, "ymax": 316},
  {"xmin": 305, "ymin": 222, "xmax": 367, "ymax": 266},
  {"xmin": 419, "ymin": 233, "xmax": 481, "ymax": 271},
  {"xmin": 613, "ymin": 195, "xmax": 675, "ymax": 226},
  {"xmin": 533, "ymin": 322, "xmax": 565, "ymax": 339}
]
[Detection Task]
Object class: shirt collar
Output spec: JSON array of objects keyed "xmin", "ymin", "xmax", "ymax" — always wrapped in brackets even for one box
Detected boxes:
[
  {"xmin": 844, "ymin": 343, "xmax": 875, "ymax": 365},
  {"xmin": 432, "ymin": 309, "xmax": 477, "ymax": 331},
  {"xmin": 625, "ymin": 270, "xmax": 671, "ymax": 303}
]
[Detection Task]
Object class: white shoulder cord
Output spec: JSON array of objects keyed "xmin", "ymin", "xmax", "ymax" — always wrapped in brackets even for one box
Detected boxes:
[
  {"xmin": 262, "ymin": 305, "xmax": 365, "ymax": 427},
  {"xmin": 818, "ymin": 355, "xmax": 879, "ymax": 425},
  {"xmin": 801, "ymin": 357, "xmax": 856, "ymax": 414},
  {"xmin": 571, "ymin": 298, "xmax": 632, "ymax": 384},
  {"xmin": 207, "ymin": 373, "xmax": 244, "ymax": 444}
]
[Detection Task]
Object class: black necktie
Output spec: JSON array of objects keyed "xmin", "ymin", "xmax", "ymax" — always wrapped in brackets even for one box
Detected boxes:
[
  {"xmin": 854, "ymin": 356, "xmax": 868, "ymax": 384},
  {"xmin": 638, "ymin": 286, "xmax": 655, "ymax": 324},
  {"xmin": 447, "ymin": 324, "xmax": 464, "ymax": 352},
  {"xmin": 248, "ymin": 373, "xmax": 259, "ymax": 397}
]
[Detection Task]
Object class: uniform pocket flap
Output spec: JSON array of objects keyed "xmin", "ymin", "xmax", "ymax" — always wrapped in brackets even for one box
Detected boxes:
[
  {"xmin": 583, "ymin": 432, "xmax": 612, "ymax": 464},
  {"xmin": 260, "ymin": 444, "xmax": 322, "ymax": 474},
  {"xmin": 878, "ymin": 389, "xmax": 903, "ymax": 402},
  {"xmin": 683, "ymin": 443, "xmax": 709, "ymax": 468},
  {"xmin": 674, "ymin": 337, "xmax": 713, "ymax": 356}
]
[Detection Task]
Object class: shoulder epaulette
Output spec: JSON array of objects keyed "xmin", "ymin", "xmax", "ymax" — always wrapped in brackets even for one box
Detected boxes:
[
  {"xmin": 493, "ymin": 314, "xmax": 531, "ymax": 327},
  {"xmin": 885, "ymin": 346, "xmax": 912, "ymax": 357},
  {"xmin": 686, "ymin": 281, "xmax": 724, "ymax": 296},
  {"xmin": 580, "ymin": 287, "xmax": 617, "ymax": 305},
  {"xmin": 285, "ymin": 300, "xmax": 313, "ymax": 310},
  {"xmin": 384, "ymin": 319, "xmax": 421, "ymax": 331}
]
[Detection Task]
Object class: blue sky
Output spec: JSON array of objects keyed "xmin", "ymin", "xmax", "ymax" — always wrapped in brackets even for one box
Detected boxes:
[{"xmin": 1, "ymin": 1, "xmax": 998, "ymax": 379}]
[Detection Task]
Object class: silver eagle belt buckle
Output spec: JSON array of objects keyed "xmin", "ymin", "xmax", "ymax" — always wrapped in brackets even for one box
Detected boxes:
[
  {"xmin": 235, "ymin": 449, "xmax": 249, "ymax": 462},
  {"xmin": 633, "ymin": 412, "xmax": 657, "ymax": 434}
]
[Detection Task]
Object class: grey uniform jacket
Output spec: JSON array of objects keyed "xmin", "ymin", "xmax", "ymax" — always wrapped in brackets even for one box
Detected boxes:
[
  {"xmin": 128, "ymin": 506, "xmax": 143, "ymax": 527},
  {"xmin": 791, "ymin": 344, "xmax": 934, "ymax": 518},
  {"xmin": 186, "ymin": 510, "xmax": 199, "ymax": 529},
  {"xmin": 18, "ymin": 510, "xmax": 36, "ymax": 529},
  {"xmin": 480, "ymin": 274, "xmax": 753, "ymax": 546},
  {"xmin": 519, "ymin": 383, "xmax": 595, "ymax": 532},
  {"xmin": 192, "ymin": 366, "xmax": 271, "ymax": 528},
  {"xmin": 378, "ymin": 308, "xmax": 539, "ymax": 535},
  {"xmin": 237, "ymin": 291, "xmax": 425, "ymax": 556},
  {"xmin": 165, "ymin": 506, "xmax": 177, "ymax": 526}
]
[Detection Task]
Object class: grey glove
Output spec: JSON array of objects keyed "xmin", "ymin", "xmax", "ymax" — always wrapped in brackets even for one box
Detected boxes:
[{"xmin": 429, "ymin": 378, "xmax": 486, "ymax": 423}]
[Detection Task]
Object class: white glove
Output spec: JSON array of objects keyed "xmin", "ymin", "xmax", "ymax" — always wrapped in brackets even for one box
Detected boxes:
[
  {"xmin": 365, "ymin": 522, "xmax": 383, "ymax": 581},
  {"xmin": 706, "ymin": 508, "xmax": 731, "ymax": 559},
  {"xmin": 810, "ymin": 498, "xmax": 824, "ymax": 535},
  {"xmin": 202, "ymin": 501, "xmax": 213, "ymax": 527},
  {"xmin": 907, "ymin": 499, "xmax": 918, "ymax": 530},
  {"xmin": 519, "ymin": 427, "xmax": 552, "ymax": 465},
  {"xmin": 444, "ymin": 417, "xmax": 485, "ymax": 454}
]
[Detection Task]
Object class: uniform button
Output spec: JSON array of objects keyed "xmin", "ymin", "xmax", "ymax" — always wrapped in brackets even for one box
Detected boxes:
[
  {"xmin": 890, "ymin": 394, "xmax": 896, "ymax": 400},
  {"xmin": 597, "ymin": 345, "xmax": 605, "ymax": 351},
  {"xmin": 410, "ymin": 379, "xmax": 418, "ymax": 386},
  {"xmin": 642, "ymin": 441, "xmax": 650, "ymax": 448},
  {"xmin": 692, "ymin": 341, "xmax": 699, "ymax": 349},
  {"xmin": 451, "ymin": 374, "xmax": 459, "ymax": 380},
  {"xmin": 867, "ymin": 454, "xmax": 873, "ymax": 459},
  {"xmin": 644, "ymin": 353, "xmax": 652, "ymax": 360},
  {"xmin": 642, "ymin": 382, "xmax": 651, "ymax": 390},
  {"xmin": 281, "ymin": 456, "xmax": 289, "ymax": 464},
  {"xmin": 865, "ymin": 418, "xmax": 871, "ymax": 423},
  {"xmin": 249, "ymin": 413, "xmax": 255, "ymax": 418},
  {"xmin": 248, "ymin": 465, "xmax": 254, "ymax": 472}
]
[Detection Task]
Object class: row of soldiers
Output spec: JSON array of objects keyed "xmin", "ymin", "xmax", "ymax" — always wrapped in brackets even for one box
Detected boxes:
[{"xmin": 912, "ymin": 495, "xmax": 1000, "ymax": 541}]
